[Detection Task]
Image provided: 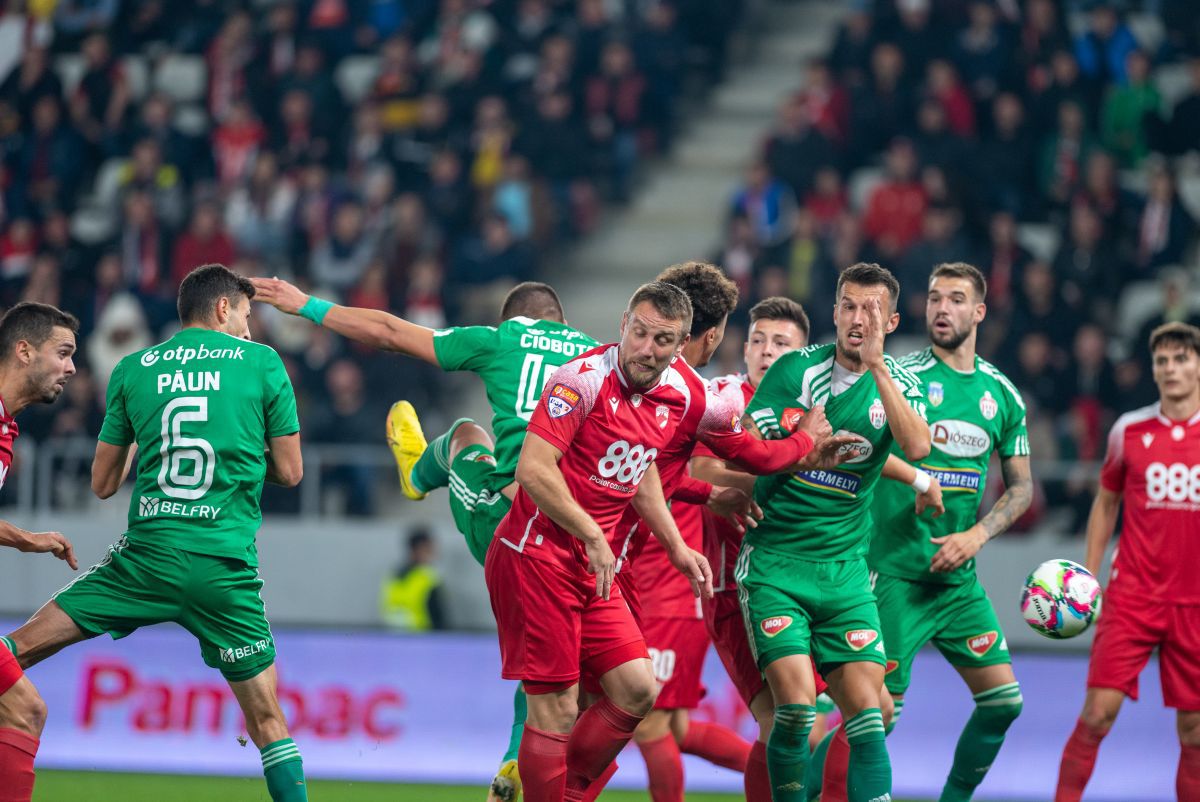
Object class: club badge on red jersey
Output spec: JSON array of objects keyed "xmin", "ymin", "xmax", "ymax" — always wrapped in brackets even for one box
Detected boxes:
[
  {"xmin": 656, "ymin": 405, "xmax": 670, "ymax": 429},
  {"xmin": 547, "ymin": 384, "xmax": 580, "ymax": 418}
]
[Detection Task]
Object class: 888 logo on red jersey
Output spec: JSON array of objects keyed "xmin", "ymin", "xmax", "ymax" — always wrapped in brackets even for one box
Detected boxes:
[
  {"xmin": 594, "ymin": 440, "xmax": 658, "ymax": 488},
  {"xmin": 1144, "ymin": 462, "xmax": 1200, "ymax": 506}
]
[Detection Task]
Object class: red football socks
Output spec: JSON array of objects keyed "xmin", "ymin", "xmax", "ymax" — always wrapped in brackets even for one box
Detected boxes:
[
  {"xmin": 1178, "ymin": 744, "xmax": 1200, "ymax": 802},
  {"xmin": 564, "ymin": 698, "xmax": 643, "ymax": 800},
  {"xmin": 638, "ymin": 734, "xmax": 684, "ymax": 802},
  {"xmin": 0, "ymin": 728, "xmax": 38, "ymax": 802},
  {"xmin": 1055, "ymin": 719, "xmax": 1105, "ymax": 802},
  {"xmin": 745, "ymin": 740, "xmax": 772, "ymax": 802},
  {"xmin": 680, "ymin": 720, "xmax": 752, "ymax": 772},
  {"xmin": 579, "ymin": 760, "xmax": 618, "ymax": 802},
  {"xmin": 821, "ymin": 725, "xmax": 850, "ymax": 802},
  {"xmin": 518, "ymin": 724, "xmax": 569, "ymax": 802}
]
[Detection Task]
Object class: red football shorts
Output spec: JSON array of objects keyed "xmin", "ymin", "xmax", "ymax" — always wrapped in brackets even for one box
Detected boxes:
[
  {"xmin": 0, "ymin": 647, "xmax": 22, "ymax": 696},
  {"xmin": 1087, "ymin": 592, "xmax": 1200, "ymax": 710},
  {"xmin": 704, "ymin": 591, "xmax": 827, "ymax": 706},
  {"xmin": 486, "ymin": 541, "xmax": 648, "ymax": 693},
  {"xmin": 644, "ymin": 616, "xmax": 709, "ymax": 710}
]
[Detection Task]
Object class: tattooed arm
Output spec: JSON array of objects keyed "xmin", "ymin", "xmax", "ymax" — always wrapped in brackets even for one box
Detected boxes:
[{"xmin": 929, "ymin": 454, "xmax": 1033, "ymax": 573}]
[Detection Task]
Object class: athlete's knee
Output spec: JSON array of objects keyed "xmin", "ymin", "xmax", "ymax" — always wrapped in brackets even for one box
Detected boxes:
[
  {"xmin": 449, "ymin": 420, "xmax": 490, "ymax": 461},
  {"xmin": 1177, "ymin": 713, "xmax": 1200, "ymax": 747},
  {"xmin": 615, "ymin": 676, "xmax": 658, "ymax": 717},
  {"xmin": 770, "ymin": 704, "xmax": 815, "ymax": 750},
  {"xmin": 1078, "ymin": 698, "xmax": 1118, "ymax": 736},
  {"xmin": 0, "ymin": 680, "xmax": 47, "ymax": 737},
  {"xmin": 880, "ymin": 688, "xmax": 895, "ymax": 728}
]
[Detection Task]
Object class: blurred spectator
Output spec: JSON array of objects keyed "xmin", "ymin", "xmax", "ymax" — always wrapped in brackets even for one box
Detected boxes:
[
  {"xmin": 309, "ymin": 201, "xmax": 377, "ymax": 293},
  {"xmin": 764, "ymin": 97, "xmax": 837, "ymax": 202},
  {"xmin": 380, "ymin": 526, "xmax": 447, "ymax": 631},
  {"xmin": 1053, "ymin": 203, "xmax": 1120, "ymax": 318},
  {"xmin": 926, "ymin": 59, "xmax": 975, "ymax": 138},
  {"xmin": 17, "ymin": 95, "xmax": 84, "ymax": 213},
  {"xmin": 585, "ymin": 40, "xmax": 647, "ymax": 202},
  {"xmin": 795, "ymin": 58, "xmax": 850, "ymax": 149},
  {"xmin": 863, "ymin": 138, "xmax": 926, "ymax": 257},
  {"xmin": 1, "ymin": 47, "xmax": 63, "ymax": 124},
  {"xmin": 117, "ymin": 190, "xmax": 170, "ymax": 299},
  {"xmin": 1072, "ymin": 149, "xmax": 1134, "ymax": 248},
  {"xmin": 468, "ymin": 95, "xmax": 515, "ymax": 192},
  {"xmin": 450, "ymin": 212, "xmax": 535, "ymax": 321},
  {"xmin": 1135, "ymin": 162, "xmax": 1196, "ymax": 273},
  {"xmin": 979, "ymin": 210, "xmax": 1032, "ymax": 315},
  {"xmin": 126, "ymin": 93, "xmax": 205, "ymax": 185},
  {"xmin": 404, "ymin": 256, "xmax": 447, "ymax": 331},
  {"xmin": 975, "ymin": 92, "xmax": 1035, "ymax": 217},
  {"xmin": 912, "ymin": 97, "xmax": 971, "ymax": 179},
  {"xmin": 713, "ymin": 214, "xmax": 760, "ymax": 303},
  {"xmin": 781, "ymin": 209, "xmax": 833, "ymax": 310},
  {"xmin": 891, "ymin": 0, "xmax": 944, "ymax": 85},
  {"xmin": 1032, "ymin": 50, "xmax": 1097, "ymax": 135},
  {"xmin": 1100, "ymin": 50, "xmax": 1161, "ymax": 168},
  {"xmin": 828, "ymin": 5, "xmax": 874, "ymax": 85},
  {"xmin": 1067, "ymin": 324, "xmax": 1119, "ymax": 419},
  {"xmin": 1037, "ymin": 100, "xmax": 1095, "ymax": 214},
  {"xmin": 492, "ymin": 154, "xmax": 534, "ymax": 241},
  {"xmin": 1166, "ymin": 56, "xmax": 1200, "ymax": 156},
  {"xmin": 848, "ymin": 42, "xmax": 912, "ymax": 166},
  {"xmin": 212, "ymin": 99, "xmax": 267, "ymax": 188},
  {"xmin": 172, "ymin": 201, "xmax": 237, "ymax": 290},
  {"xmin": 898, "ymin": 204, "xmax": 969, "ymax": 328},
  {"xmin": 635, "ymin": 1, "xmax": 687, "ymax": 149},
  {"xmin": 121, "ymin": 137, "xmax": 186, "ymax": 230},
  {"xmin": 0, "ymin": 218, "xmax": 38, "ymax": 305},
  {"xmin": 55, "ymin": 0, "xmax": 120, "ymax": 49},
  {"xmin": 88, "ymin": 292, "xmax": 153, "ymax": 390},
  {"xmin": 730, "ymin": 161, "xmax": 797, "ymax": 261},
  {"xmin": 224, "ymin": 151, "xmax": 296, "ymax": 265},
  {"xmin": 425, "ymin": 148, "xmax": 472, "ymax": 238},
  {"xmin": 309, "ymin": 358, "xmax": 379, "ymax": 516},
  {"xmin": 1008, "ymin": 330, "xmax": 1068, "ymax": 416},
  {"xmin": 1134, "ymin": 271, "xmax": 1200, "ymax": 372},
  {"xmin": 1007, "ymin": 260, "xmax": 1080, "ymax": 360},
  {"xmin": 70, "ymin": 32, "xmax": 130, "ymax": 155},
  {"xmin": 803, "ymin": 166, "xmax": 848, "ymax": 238},
  {"xmin": 1074, "ymin": 4, "xmax": 1138, "ymax": 89},
  {"xmin": 953, "ymin": 0, "xmax": 1009, "ymax": 109}
]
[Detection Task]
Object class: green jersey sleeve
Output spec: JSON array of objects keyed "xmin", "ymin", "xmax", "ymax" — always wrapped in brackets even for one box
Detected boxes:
[
  {"xmin": 263, "ymin": 351, "xmax": 300, "ymax": 438},
  {"xmin": 744, "ymin": 351, "xmax": 804, "ymax": 439},
  {"xmin": 432, "ymin": 326, "xmax": 500, "ymax": 372},
  {"xmin": 98, "ymin": 359, "xmax": 134, "ymax": 446},
  {"xmin": 996, "ymin": 385, "xmax": 1029, "ymax": 458}
]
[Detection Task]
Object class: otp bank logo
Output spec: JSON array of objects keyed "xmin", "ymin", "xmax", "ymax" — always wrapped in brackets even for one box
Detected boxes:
[{"xmin": 760, "ymin": 616, "xmax": 793, "ymax": 638}]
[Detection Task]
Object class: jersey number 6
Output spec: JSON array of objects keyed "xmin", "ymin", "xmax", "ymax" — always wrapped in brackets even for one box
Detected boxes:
[{"xmin": 159, "ymin": 396, "xmax": 217, "ymax": 500}]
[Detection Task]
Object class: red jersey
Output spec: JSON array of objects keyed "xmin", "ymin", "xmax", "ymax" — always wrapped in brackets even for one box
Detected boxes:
[
  {"xmin": 495, "ymin": 344, "xmax": 696, "ymax": 577},
  {"xmin": 696, "ymin": 373, "xmax": 755, "ymax": 593},
  {"xmin": 1100, "ymin": 402, "xmax": 1200, "ymax": 603},
  {"xmin": 627, "ymin": 366, "xmax": 789, "ymax": 618},
  {"xmin": 0, "ymin": 398, "xmax": 19, "ymax": 490}
]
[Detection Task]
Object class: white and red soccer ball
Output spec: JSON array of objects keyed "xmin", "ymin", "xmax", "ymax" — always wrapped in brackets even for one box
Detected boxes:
[{"xmin": 1021, "ymin": 559, "xmax": 1103, "ymax": 639}]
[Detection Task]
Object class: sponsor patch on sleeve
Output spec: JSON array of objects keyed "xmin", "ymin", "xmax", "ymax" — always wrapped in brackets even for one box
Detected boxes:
[
  {"xmin": 781, "ymin": 407, "xmax": 805, "ymax": 433},
  {"xmin": 547, "ymin": 384, "xmax": 581, "ymax": 418},
  {"xmin": 731, "ymin": 414, "xmax": 743, "ymax": 433}
]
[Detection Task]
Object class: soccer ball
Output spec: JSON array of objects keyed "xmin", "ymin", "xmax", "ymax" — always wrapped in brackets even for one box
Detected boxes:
[{"xmin": 1020, "ymin": 559, "xmax": 1103, "ymax": 639}]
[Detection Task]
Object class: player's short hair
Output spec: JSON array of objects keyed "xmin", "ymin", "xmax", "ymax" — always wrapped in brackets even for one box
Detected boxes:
[
  {"xmin": 500, "ymin": 281, "xmax": 564, "ymax": 323},
  {"xmin": 177, "ymin": 264, "xmax": 256, "ymax": 325},
  {"xmin": 0, "ymin": 302, "xmax": 79, "ymax": 363},
  {"xmin": 836, "ymin": 262, "xmax": 900, "ymax": 313},
  {"xmin": 749, "ymin": 296, "xmax": 810, "ymax": 340},
  {"xmin": 656, "ymin": 261, "xmax": 738, "ymax": 337},
  {"xmin": 626, "ymin": 281, "xmax": 693, "ymax": 338},
  {"xmin": 931, "ymin": 262, "xmax": 988, "ymax": 302},
  {"xmin": 1149, "ymin": 322, "xmax": 1200, "ymax": 357}
]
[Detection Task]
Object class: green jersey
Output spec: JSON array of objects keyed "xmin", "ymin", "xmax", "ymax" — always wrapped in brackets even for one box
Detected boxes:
[
  {"xmin": 98, "ymin": 328, "xmax": 300, "ymax": 566},
  {"xmin": 432, "ymin": 316, "xmax": 598, "ymax": 484},
  {"xmin": 745, "ymin": 343, "xmax": 927, "ymax": 560},
  {"xmin": 870, "ymin": 348, "xmax": 1029, "ymax": 584}
]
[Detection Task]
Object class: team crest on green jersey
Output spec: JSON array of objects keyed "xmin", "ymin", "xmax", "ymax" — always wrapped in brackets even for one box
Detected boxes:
[
  {"xmin": 928, "ymin": 381, "xmax": 944, "ymax": 407},
  {"xmin": 980, "ymin": 391, "xmax": 998, "ymax": 420}
]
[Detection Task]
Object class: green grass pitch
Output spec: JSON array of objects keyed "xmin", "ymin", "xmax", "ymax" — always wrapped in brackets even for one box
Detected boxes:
[{"xmin": 32, "ymin": 770, "xmax": 933, "ymax": 801}]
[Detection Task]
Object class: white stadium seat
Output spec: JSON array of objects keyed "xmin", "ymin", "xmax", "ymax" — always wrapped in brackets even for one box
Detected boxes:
[
  {"xmin": 1016, "ymin": 223, "xmax": 1060, "ymax": 263},
  {"xmin": 335, "ymin": 56, "xmax": 380, "ymax": 106},
  {"xmin": 153, "ymin": 55, "xmax": 208, "ymax": 104}
]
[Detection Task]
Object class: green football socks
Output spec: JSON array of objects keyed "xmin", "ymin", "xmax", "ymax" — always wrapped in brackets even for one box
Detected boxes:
[
  {"xmin": 502, "ymin": 683, "xmax": 527, "ymax": 763},
  {"xmin": 261, "ymin": 738, "xmax": 308, "ymax": 801},
  {"xmin": 767, "ymin": 704, "xmax": 816, "ymax": 801},
  {"xmin": 845, "ymin": 708, "xmax": 890, "ymax": 802},
  {"xmin": 939, "ymin": 682, "xmax": 1023, "ymax": 802},
  {"xmin": 0, "ymin": 636, "xmax": 15, "ymax": 657},
  {"xmin": 410, "ymin": 418, "xmax": 473, "ymax": 493}
]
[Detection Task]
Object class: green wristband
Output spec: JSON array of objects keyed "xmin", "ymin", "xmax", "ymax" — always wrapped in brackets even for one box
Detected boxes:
[{"xmin": 298, "ymin": 296, "xmax": 334, "ymax": 325}]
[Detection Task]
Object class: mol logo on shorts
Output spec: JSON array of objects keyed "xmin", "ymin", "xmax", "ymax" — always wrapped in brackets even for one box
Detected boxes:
[
  {"xmin": 885, "ymin": 659, "xmax": 899, "ymax": 675},
  {"xmin": 760, "ymin": 616, "xmax": 793, "ymax": 638},
  {"xmin": 845, "ymin": 629, "xmax": 878, "ymax": 651},
  {"xmin": 966, "ymin": 631, "xmax": 999, "ymax": 656}
]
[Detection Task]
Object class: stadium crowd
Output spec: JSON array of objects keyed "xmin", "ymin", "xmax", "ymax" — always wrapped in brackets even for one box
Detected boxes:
[
  {"xmin": 713, "ymin": 0, "xmax": 1200, "ymax": 532},
  {"xmin": 0, "ymin": 0, "xmax": 745, "ymax": 510}
]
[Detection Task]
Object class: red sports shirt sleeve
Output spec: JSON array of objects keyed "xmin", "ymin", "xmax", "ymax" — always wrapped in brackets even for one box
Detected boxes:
[
  {"xmin": 526, "ymin": 358, "xmax": 601, "ymax": 453},
  {"xmin": 672, "ymin": 474, "xmax": 713, "ymax": 505},
  {"xmin": 697, "ymin": 386, "xmax": 813, "ymax": 473},
  {"xmin": 1099, "ymin": 417, "xmax": 1128, "ymax": 493}
]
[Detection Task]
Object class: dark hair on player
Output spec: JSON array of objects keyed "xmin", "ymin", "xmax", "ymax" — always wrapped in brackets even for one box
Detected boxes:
[
  {"xmin": 931, "ymin": 262, "xmax": 988, "ymax": 302},
  {"xmin": 656, "ymin": 261, "xmax": 739, "ymax": 337},
  {"xmin": 0, "ymin": 303, "xmax": 79, "ymax": 363},
  {"xmin": 836, "ymin": 262, "xmax": 901, "ymax": 313},
  {"xmin": 177, "ymin": 264, "xmax": 256, "ymax": 325},
  {"xmin": 1149, "ymin": 322, "xmax": 1200, "ymax": 357},
  {"xmin": 626, "ymin": 281, "xmax": 693, "ymax": 338},
  {"xmin": 500, "ymin": 281, "xmax": 565, "ymax": 323},
  {"xmin": 749, "ymin": 296, "xmax": 810, "ymax": 340}
]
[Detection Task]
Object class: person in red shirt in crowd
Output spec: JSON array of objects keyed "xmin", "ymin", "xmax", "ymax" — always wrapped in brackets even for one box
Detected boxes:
[
  {"xmin": 1057, "ymin": 322, "xmax": 1200, "ymax": 801},
  {"xmin": 863, "ymin": 138, "xmax": 927, "ymax": 257},
  {"xmin": 690, "ymin": 297, "xmax": 816, "ymax": 802},
  {"xmin": 0, "ymin": 303, "xmax": 80, "ymax": 802},
  {"xmin": 170, "ymin": 201, "xmax": 237, "ymax": 291}
]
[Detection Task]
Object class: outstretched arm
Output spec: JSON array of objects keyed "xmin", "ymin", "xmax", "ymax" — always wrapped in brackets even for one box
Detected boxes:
[
  {"xmin": 250, "ymin": 277, "xmax": 439, "ymax": 366},
  {"xmin": 0, "ymin": 520, "xmax": 77, "ymax": 569}
]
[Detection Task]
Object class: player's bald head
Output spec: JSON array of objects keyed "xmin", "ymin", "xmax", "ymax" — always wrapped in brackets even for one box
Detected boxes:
[{"xmin": 501, "ymin": 281, "xmax": 565, "ymax": 323}]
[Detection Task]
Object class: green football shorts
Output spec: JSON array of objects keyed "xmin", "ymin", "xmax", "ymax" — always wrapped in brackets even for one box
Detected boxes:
[
  {"xmin": 54, "ymin": 538, "xmax": 275, "ymax": 682},
  {"xmin": 872, "ymin": 570, "xmax": 1011, "ymax": 695},
  {"xmin": 448, "ymin": 444, "xmax": 511, "ymax": 566},
  {"xmin": 735, "ymin": 544, "xmax": 886, "ymax": 674}
]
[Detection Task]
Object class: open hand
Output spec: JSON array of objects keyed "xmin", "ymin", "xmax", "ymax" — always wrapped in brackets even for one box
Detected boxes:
[
  {"xmin": 930, "ymin": 526, "xmax": 986, "ymax": 572},
  {"xmin": 21, "ymin": 530, "xmax": 78, "ymax": 570},
  {"xmin": 249, "ymin": 277, "xmax": 309, "ymax": 315},
  {"xmin": 706, "ymin": 485, "xmax": 762, "ymax": 534},
  {"xmin": 585, "ymin": 536, "xmax": 617, "ymax": 599}
]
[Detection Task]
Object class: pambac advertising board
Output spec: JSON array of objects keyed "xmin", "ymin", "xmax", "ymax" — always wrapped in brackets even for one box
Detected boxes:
[{"xmin": 7, "ymin": 620, "xmax": 1177, "ymax": 798}]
